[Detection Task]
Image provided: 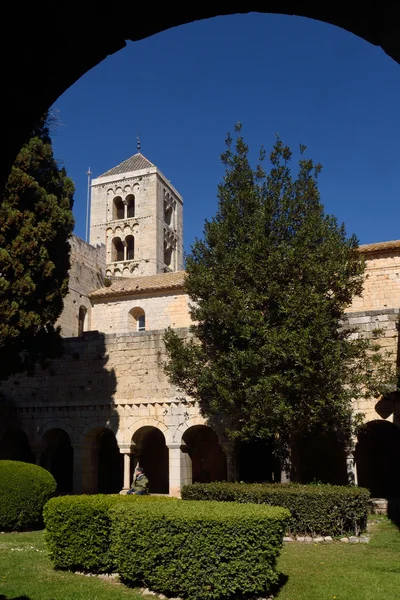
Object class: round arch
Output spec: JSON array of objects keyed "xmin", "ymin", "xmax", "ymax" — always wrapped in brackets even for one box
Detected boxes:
[
  {"xmin": 126, "ymin": 418, "xmax": 170, "ymax": 445},
  {"xmin": 36, "ymin": 420, "xmax": 76, "ymax": 444},
  {"xmin": 174, "ymin": 416, "xmax": 227, "ymax": 446},
  {"xmin": 182, "ymin": 424, "xmax": 227, "ymax": 483},
  {"xmin": 131, "ymin": 425, "xmax": 169, "ymax": 493},
  {"xmin": 355, "ymin": 419, "xmax": 400, "ymax": 498},
  {"xmin": 82, "ymin": 426, "xmax": 123, "ymax": 494},
  {"xmin": 40, "ymin": 427, "xmax": 73, "ymax": 493},
  {"xmin": 2, "ymin": 8, "xmax": 400, "ymax": 197}
]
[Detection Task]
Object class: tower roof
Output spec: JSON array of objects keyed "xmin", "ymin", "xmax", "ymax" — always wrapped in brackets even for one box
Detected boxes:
[{"xmin": 98, "ymin": 153, "xmax": 155, "ymax": 178}]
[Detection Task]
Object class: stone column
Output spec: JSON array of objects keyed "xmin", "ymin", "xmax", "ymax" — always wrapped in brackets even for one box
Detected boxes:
[
  {"xmin": 220, "ymin": 441, "xmax": 237, "ymax": 482},
  {"xmin": 345, "ymin": 441, "xmax": 358, "ymax": 486},
  {"xmin": 31, "ymin": 445, "xmax": 43, "ymax": 467},
  {"xmin": 71, "ymin": 444, "xmax": 84, "ymax": 494},
  {"xmin": 118, "ymin": 443, "xmax": 132, "ymax": 494},
  {"xmin": 167, "ymin": 442, "xmax": 192, "ymax": 497}
]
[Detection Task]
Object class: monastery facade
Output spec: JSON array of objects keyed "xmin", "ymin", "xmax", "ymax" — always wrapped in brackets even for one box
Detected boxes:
[{"xmin": 0, "ymin": 153, "xmax": 399, "ymax": 498}]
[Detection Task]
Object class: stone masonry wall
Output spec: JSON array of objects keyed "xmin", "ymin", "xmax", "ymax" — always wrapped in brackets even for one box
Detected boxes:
[
  {"xmin": 1, "ymin": 329, "xmax": 204, "ymax": 451},
  {"xmin": 349, "ymin": 249, "xmax": 400, "ymax": 312},
  {"xmin": 91, "ymin": 290, "xmax": 192, "ymax": 334},
  {"xmin": 344, "ymin": 308, "xmax": 399, "ymax": 423},
  {"xmin": 56, "ymin": 235, "xmax": 106, "ymax": 337}
]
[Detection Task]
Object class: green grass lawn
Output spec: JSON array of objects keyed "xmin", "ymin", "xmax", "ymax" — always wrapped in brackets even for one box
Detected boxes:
[
  {"xmin": 0, "ymin": 530, "xmax": 144, "ymax": 600},
  {"xmin": 276, "ymin": 517, "xmax": 400, "ymax": 600},
  {"xmin": 0, "ymin": 517, "xmax": 398, "ymax": 600}
]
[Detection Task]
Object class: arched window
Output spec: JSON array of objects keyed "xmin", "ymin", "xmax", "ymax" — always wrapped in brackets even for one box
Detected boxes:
[
  {"xmin": 78, "ymin": 305, "xmax": 88, "ymax": 336},
  {"xmin": 113, "ymin": 196, "xmax": 124, "ymax": 220},
  {"xmin": 129, "ymin": 307, "xmax": 146, "ymax": 331},
  {"xmin": 126, "ymin": 194, "xmax": 135, "ymax": 218},
  {"xmin": 112, "ymin": 237, "xmax": 124, "ymax": 262},
  {"xmin": 126, "ymin": 235, "xmax": 135, "ymax": 260},
  {"xmin": 164, "ymin": 204, "xmax": 172, "ymax": 226},
  {"xmin": 164, "ymin": 246, "xmax": 173, "ymax": 267}
]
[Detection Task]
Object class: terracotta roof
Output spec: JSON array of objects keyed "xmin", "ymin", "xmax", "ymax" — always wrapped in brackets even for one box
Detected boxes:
[
  {"xmin": 89, "ymin": 270, "xmax": 186, "ymax": 299},
  {"xmin": 358, "ymin": 240, "xmax": 400, "ymax": 254},
  {"xmin": 98, "ymin": 153, "xmax": 155, "ymax": 178}
]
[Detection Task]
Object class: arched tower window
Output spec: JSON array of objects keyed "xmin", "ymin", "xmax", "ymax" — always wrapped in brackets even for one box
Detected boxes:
[
  {"xmin": 112, "ymin": 237, "xmax": 124, "ymax": 262},
  {"xmin": 164, "ymin": 204, "xmax": 172, "ymax": 226},
  {"xmin": 113, "ymin": 196, "xmax": 124, "ymax": 220},
  {"xmin": 78, "ymin": 305, "xmax": 88, "ymax": 336},
  {"xmin": 126, "ymin": 194, "xmax": 135, "ymax": 218},
  {"xmin": 129, "ymin": 307, "xmax": 146, "ymax": 331},
  {"xmin": 126, "ymin": 235, "xmax": 135, "ymax": 260}
]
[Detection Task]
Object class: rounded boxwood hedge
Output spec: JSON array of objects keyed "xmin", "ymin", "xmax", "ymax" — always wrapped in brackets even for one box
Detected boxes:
[
  {"xmin": 44, "ymin": 494, "xmax": 178, "ymax": 573},
  {"xmin": 112, "ymin": 500, "xmax": 290, "ymax": 600},
  {"xmin": 181, "ymin": 482, "xmax": 370, "ymax": 536},
  {"xmin": 0, "ymin": 460, "xmax": 57, "ymax": 531}
]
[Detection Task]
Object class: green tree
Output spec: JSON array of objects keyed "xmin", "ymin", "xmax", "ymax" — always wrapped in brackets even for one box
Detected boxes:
[
  {"xmin": 0, "ymin": 113, "xmax": 74, "ymax": 380},
  {"xmin": 164, "ymin": 125, "xmax": 395, "ymax": 471}
]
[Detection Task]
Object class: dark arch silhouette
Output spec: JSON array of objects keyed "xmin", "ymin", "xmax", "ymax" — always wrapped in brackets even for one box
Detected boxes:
[
  {"xmin": 41, "ymin": 428, "xmax": 73, "ymax": 493},
  {"xmin": 355, "ymin": 420, "xmax": 400, "ymax": 498},
  {"xmin": 0, "ymin": 429, "xmax": 34, "ymax": 463},
  {"xmin": 1, "ymin": 6, "xmax": 400, "ymax": 195},
  {"xmin": 132, "ymin": 426, "xmax": 169, "ymax": 493},
  {"xmin": 183, "ymin": 424, "xmax": 227, "ymax": 483}
]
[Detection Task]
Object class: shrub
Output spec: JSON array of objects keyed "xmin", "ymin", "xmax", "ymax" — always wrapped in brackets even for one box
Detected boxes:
[
  {"xmin": 0, "ymin": 460, "xmax": 56, "ymax": 531},
  {"xmin": 43, "ymin": 494, "xmax": 177, "ymax": 573},
  {"xmin": 112, "ymin": 500, "xmax": 290, "ymax": 600},
  {"xmin": 181, "ymin": 482, "xmax": 370, "ymax": 536}
]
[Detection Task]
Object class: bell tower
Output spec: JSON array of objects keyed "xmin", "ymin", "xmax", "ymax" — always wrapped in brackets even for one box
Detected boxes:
[{"xmin": 90, "ymin": 152, "xmax": 183, "ymax": 278}]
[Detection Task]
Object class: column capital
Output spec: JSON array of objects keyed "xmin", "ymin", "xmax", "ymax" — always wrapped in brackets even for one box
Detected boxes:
[
  {"xmin": 167, "ymin": 442, "xmax": 187, "ymax": 451},
  {"xmin": 118, "ymin": 443, "xmax": 133, "ymax": 454}
]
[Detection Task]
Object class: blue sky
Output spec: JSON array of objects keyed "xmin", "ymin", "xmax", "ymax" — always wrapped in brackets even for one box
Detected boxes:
[{"xmin": 51, "ymin": 13, "xmax": 400, "ymax": 254}]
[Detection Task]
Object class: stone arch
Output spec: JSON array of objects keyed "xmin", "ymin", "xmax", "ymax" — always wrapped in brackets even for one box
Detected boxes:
[
  {"xmin": 126, "ymin": 194, "xmax": 135, "ymax": 218},
  {"xmin": 128, "ymin": 306, "xmax": 146, "ymax": 331},
  {"xmin": 40, "ymin": 427, "xmax": 73, "ymax": 493},
  {"xmin": 37, "ymin": 420, "xmax": 76, "ymax": 443},
  {"xmin": 2, "ymin": 9, "xmax": 400, "ymax": 201},
  {"xmin": 0, "ymin": 429, "xmax": 34, "ymax": 463},
  {"xmin": 125, "ymin": 234, "xmax": 134, "ymax": 260},
  {"xmin": 78, "ymin": 304, "xmax": 89, "ymax": 336},
  {"xmin": 127, "ymin": 418, "xmax": 170, "ymax": 444},
  {"xmin": 173, "ymin": 415, "xmax": 226, "ymax": 445},
  {"xmin": 111, "ymin": 236, "xmax": 124, "ymax": 262},
  {"xmin": 113, "ymin": 196, "xmax": 124, "ymax": 220},
  {"xmin": 82, "ymin": 426, "xmax": 123, "ymax": 494},
  {"xmin": 182, "ymin": 424, "xmax": 227, "ymax": 483},
  {"xmin": 355, "ymin": 419, "xmax": 400, "ymax": 498},
  {"xmin": 130, "ymin": 425, "xmax": 169, "ymax": 493}
]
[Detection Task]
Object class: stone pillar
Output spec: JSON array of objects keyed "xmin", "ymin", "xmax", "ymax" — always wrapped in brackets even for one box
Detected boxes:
[
  {"xmin": 345, "ymin": 441, "xmax": 358, "ymax": 486},
  {"xmin": 118, "ymin": 443, "xmax": 132, "ymax": 494},
  {"xmin": 72, "ymin": 444, "xmax": 84, "ymax": 494},
  {"xmin": 221, "ymin": 441, "xmax": 237, "ymax": 482},
  {"xmin": 167, "ymin": 442, "xmax": 192, "ymax": 497},
  {"xmin": 31, "ymin": 445, "xmax": 43, "ymax": 467}
]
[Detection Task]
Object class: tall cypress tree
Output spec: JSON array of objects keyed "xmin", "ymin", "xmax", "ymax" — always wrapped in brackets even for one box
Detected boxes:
[
  {"xmin": 164, "ymin": 124, "xmax": 395, "ymax": 469},
  {"xmin": 0, "ymin": 113, "xmax": 74, "ymax": 380}
]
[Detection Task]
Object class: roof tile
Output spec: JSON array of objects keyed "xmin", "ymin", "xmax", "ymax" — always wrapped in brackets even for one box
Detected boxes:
[
  {"xmin": 98, "ymin": 153, "xmax": 155, "ymax": 178},
  {"xmin": 89, "ymin": 270, "xmax": 186, "ymax": 299}
]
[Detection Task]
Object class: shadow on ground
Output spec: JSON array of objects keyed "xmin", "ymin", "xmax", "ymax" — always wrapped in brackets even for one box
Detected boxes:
[
  {"xmin": 0, "ymin": 596, "xmax": 32, "ymax": 600},
  {"xmin": 388, "ymin": 499, "xmax": 400, "ymax": 529}
]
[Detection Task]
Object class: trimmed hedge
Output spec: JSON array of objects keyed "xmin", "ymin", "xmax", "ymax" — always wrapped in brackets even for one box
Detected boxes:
[
  {"xmin": 181, "ymin": 482, "xmax": 370, "ymax": 536},
  {"xmin": 111, "ymin": 500, "xmax": 290, "ymax": 600},
  {"xmin": 0, "ymin": 460, "xmax": 57, "ymax": 531},
  {"xmin": 43, "ymin": 494, "xmax": 177, "ymax": 573}
]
